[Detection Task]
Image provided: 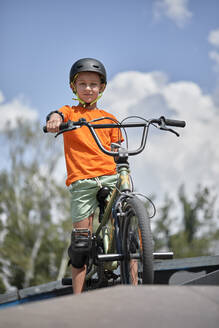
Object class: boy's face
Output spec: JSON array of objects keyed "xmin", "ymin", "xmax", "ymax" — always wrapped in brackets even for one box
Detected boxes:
[{"xmin": 72, "ymin": 71, "xmax": 105, "ymax": 105}]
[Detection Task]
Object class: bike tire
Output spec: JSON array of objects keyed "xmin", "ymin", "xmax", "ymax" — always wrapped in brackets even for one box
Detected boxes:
[{"xmin": 121, "ymin": 196, "xmax": 154, "ymax": 284}]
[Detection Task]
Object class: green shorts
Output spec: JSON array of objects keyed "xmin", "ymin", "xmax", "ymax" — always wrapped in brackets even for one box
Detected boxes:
[{"xmin": 69, "ymin": 174, "xmax": 118, "ymax": 223}]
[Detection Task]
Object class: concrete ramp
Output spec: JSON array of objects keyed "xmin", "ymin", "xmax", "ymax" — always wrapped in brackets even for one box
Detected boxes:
[{"xmin": 0, "ymin": 285, "xmax": 218, "ymax": 328}]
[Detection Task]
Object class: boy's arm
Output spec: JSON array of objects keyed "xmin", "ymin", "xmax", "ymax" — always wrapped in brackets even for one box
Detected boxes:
[{"xmin": 46, "ymin": 111, "xmax": 64, "ymax": 133}]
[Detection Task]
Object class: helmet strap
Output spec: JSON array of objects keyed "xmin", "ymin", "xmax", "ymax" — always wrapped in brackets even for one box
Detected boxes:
[
  {"xmin": 89, "ymin": 92, "xmax": 103, "ymax": 106},
  {"xmin": 72, "ymin": 92, "xmax": 103, "ymax": 108}
]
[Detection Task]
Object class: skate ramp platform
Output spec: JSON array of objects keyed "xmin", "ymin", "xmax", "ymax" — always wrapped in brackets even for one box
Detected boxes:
[{"xmin": 0, "ymin": 285, "xmax": 218, "ymax": 328}]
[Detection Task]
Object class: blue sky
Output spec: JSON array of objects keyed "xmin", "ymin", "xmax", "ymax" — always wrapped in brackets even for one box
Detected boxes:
[
  {"xmin": 1, "ymin": 0, "xmax": 219, "ymax": 210},
  {"xmin": 1, "ymin": 0, "xmax": 219, "ymax": 114}
]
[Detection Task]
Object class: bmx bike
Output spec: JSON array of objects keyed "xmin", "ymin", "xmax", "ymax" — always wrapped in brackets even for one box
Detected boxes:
[{"xmin": 44, "ymin": 115, "xmax": 185, "ymax": 288}]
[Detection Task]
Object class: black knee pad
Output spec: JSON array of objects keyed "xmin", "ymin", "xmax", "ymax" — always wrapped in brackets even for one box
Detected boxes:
[
  {"xmin": 68, "ymin": 229, "xmax": 92, "ymax": 269},
  {"xmin": 68, "ymin": 246, "xmax": 88, "ymax": 269}
]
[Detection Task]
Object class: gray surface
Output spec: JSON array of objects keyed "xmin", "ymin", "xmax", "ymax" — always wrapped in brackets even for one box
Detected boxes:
[
  {"xmin": 1, "ymin": 255, "xmax": 219, "ymax": 304},
  {"xmin": 0, "ymin": 285, "xmax": 219, "ymax": 328},
  {"xmin": 183, "ymin": 269, "xmax": 219, "ymax": 285},
  {"xmin": 169, "ymin": 270, "xmax": 206, "ymax": 284},
  {"xmin": 154, "ymin": 255, "xmax": 219, "ymax": 270},
  {"xmin": 0, "ymin": 290, "xmax": 18, "ymax": 304},
  {"xmin": 19, "ymin": 280, "xmax": 63, "ymax": 299}
]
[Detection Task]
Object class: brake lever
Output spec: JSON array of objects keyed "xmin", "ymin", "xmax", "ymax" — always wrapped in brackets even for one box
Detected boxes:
[
  {"xmin": 158, "ymin": 116, "xmax": 180, "ymax": 137},
  {"xmin": 55, "ymin": 127, "xmax": 78, "ymax": 138},
  {"xmin": 160, "ymin": 127, "xmax": 180, "ymax": 137}
]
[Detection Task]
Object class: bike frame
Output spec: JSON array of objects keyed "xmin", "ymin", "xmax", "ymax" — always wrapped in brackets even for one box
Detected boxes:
[{"xmin": 93, "ymin": 159, "xmax": 131, "ymax": 271}]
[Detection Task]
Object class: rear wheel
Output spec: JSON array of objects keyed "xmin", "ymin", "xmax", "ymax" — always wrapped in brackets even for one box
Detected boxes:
[{"xmin": 121, "ymin": 196, "xmax": 154, "ymax": 284}]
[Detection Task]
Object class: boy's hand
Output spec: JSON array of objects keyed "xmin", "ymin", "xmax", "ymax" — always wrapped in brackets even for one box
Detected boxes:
[{"xmin": 46, "ymin": 113, "xmax": 62, "ymax": 133}]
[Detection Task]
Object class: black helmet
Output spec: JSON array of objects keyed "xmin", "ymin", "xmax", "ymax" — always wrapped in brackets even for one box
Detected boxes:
[{"xmin": 69, "ymin": 58, "xmax": 107, "ymax": 85}]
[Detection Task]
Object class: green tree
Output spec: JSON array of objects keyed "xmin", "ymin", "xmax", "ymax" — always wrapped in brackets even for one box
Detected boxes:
[
  {"xmin": 152, "ymin": 194, "xmax": 175, "ymax": 251},
  {"xmin": 0, "ymin": 120, "xmax": 71, "ymax": 291},
  {"xmin": 153, "ymin": 185, "xmax": 219, "ymax": 258}
]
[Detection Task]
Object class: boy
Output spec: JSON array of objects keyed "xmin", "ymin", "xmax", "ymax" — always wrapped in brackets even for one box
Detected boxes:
[{"xmin": 46, "ymin": 58, "xmax": 123, "ymax": 294}]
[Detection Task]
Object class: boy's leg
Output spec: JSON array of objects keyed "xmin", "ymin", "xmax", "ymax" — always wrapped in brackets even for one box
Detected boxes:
[{"xmin": 71, "ymin": 214, "xmax": 93, "ymax": 294}]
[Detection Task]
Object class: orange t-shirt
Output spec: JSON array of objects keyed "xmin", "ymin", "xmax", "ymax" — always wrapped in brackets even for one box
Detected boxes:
[{"xmin": 59, "ymin": 106, "xmax": 123, "ymax": 186}]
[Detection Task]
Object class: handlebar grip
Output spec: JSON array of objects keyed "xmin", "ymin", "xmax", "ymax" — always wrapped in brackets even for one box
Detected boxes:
[
  {"xmin": 43, "ymin": 121, "xmax": 70, "ymax": 134},
  {"xmin": 59, "ymin": 122, "xmax": 70, "ymax": 130},
  {"xmin": 164, "ymin": 118, "xmax": 186, "ymax": 128}
]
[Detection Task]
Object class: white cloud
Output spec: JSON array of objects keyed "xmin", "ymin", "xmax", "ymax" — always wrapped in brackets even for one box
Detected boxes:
[
  {"xmin": 154, "ymin": 0, "xmax": 192, "ymax": 28},
  {"xmin": 209, "ymin": 50, "xmax": 219, "ymax": 72},
  {"xmin": 101, "ymin": 71, "xmax": 169, "ymax": 119},
  {"xmin": 0, "ymin": 91, "xmax": 38, "ymax": 130},
  {"xmin": 208, "ymin": 29, "xmax": 219, "ymax": 47},
  {"xmin": 208, "ymin": 29, "xmax": 219, "ymax": 73},
  {"xmin": 101, "ymin": 71, "xmax": 219, "ymax": 206}
]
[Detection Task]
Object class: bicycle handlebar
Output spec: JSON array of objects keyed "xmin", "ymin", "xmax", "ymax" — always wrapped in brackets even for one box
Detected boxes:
[
  {"xmin": 43, "ymin": 116, "xmax": 186, "ymax": 157},
  {"xmin": 43, "ymin": 116, "xmax": 185, "ymax": 132}
]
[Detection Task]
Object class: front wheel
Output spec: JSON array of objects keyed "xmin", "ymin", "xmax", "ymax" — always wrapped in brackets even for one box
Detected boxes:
[{"xmin": 121, "ymin": 196, "xmax": 154, "ymax": 284}]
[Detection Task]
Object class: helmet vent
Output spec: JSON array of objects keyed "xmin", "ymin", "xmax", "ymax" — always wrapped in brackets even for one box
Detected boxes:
[{"xmin": 93, "ymin": 65, "xmax": 99, "ymax": 68}]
